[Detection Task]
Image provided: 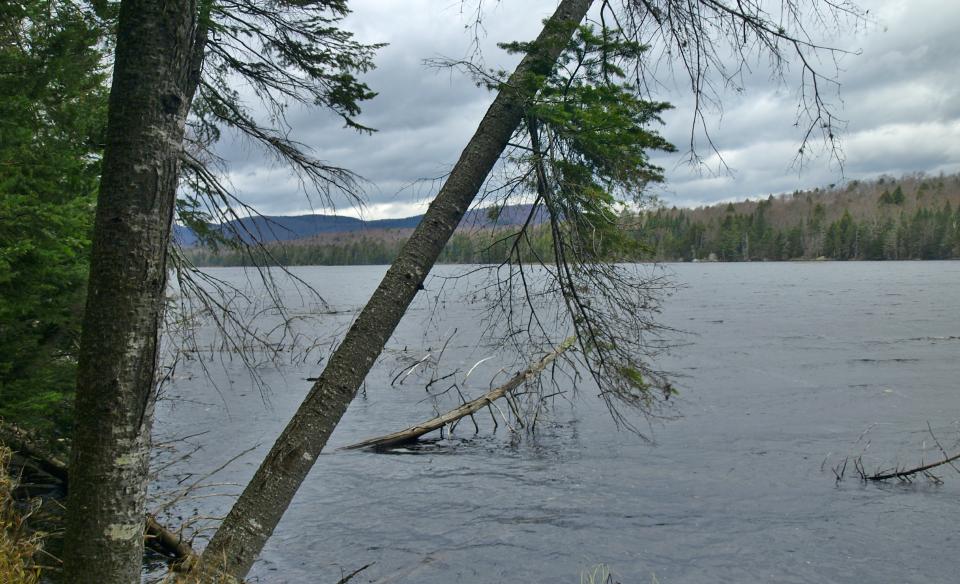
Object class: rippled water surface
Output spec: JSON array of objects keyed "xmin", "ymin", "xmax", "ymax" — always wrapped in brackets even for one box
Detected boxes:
[{"xmin": 154, "ymin": 262, "xmax": 960, "ymax": 583}]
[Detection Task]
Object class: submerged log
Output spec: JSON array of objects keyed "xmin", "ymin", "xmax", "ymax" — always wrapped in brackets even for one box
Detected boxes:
[
  {"xmin": 342, "ymin": 337, "xmax": 575, "ymax": 450},
  {"xmin": 0, "ymin": 421, "xmax": 196, "ymax": 562}
]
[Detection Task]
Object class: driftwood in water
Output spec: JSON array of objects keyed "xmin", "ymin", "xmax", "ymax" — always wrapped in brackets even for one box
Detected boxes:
[
  {"xmin": 857, "ymin": 423, "xmax": 960, "ymax": 483},
  {"xmin": 860, "ymin": 452, "xmax": 960, "ymax": 482},
  {"xmin": 144, "ymin": 513, "xmax": 195, "ymax": 561},
  {"xmin": 342, "ymin": 338, "xmax": 575, "ymax": 450},
  {"xmin": 0, "ymin": 421, "xmax": 196, "ymax": 561}
]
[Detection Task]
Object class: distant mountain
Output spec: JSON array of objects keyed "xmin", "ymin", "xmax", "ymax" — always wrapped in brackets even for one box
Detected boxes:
[
  {"xmin": 183, "ymin": 173, "xmax": 960, "ymax": 266},
  {"xmin": 174, "ymin": 204, "xmax": 546, "ymax": 247}
]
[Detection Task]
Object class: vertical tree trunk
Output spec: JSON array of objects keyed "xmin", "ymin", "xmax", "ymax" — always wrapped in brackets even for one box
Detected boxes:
[
  {"xmin": 62, "ymin": 2, "xmax": 204, "ymax": 582},
  {"xmin": 200, "ymin": 0, "xmax": 593, "ymax": 579}
]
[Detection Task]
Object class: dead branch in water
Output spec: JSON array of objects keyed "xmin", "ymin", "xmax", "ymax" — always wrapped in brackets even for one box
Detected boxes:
[
  {"xmin": 335, "ymin": 563, "xmax": 374, "ymax": 584},
  {"xmin": 832, "ymin": 422, "xmax": 960, "ymax": 485},
  {"xmin": 857, "ymin": 423, "xmax": 960, "ymax": 484},
  {"xmin": 341, "ymin": 337, "xmax": 576, "ymax": 451},
  {"xmin": 145, "ymin": 513, "xmax": 195, "ymax": 561}
]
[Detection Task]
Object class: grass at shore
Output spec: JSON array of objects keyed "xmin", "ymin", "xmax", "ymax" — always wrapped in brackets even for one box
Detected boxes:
[{"xmin": 1, "ymin": 446, "xmax": 44, "ymax": 583}]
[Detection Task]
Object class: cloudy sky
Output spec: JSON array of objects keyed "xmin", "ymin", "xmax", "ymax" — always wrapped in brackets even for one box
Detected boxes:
[{"xmin": 216, "ymin": 0, "xmax": 960, "ymax": 219}]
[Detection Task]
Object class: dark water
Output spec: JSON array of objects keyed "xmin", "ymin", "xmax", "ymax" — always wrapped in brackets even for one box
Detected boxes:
[{"xmin": 154, "ymin": 262, "xmax": 960, "ymax": 583}]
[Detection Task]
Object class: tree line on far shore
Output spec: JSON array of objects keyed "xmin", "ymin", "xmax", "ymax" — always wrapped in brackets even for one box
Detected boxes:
[
  {"xmin": 186, "ymin": 172, "xmax": 960, "ymax": 267},
  {"xmin": 641, "ymin": 173, "xmax": 960, "ymax": 261}
]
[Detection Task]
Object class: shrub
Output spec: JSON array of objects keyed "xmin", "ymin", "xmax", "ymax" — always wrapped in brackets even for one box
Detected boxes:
[{"xmin": 0, "ymin": 446, "xmax": 45, "ymax": 584}]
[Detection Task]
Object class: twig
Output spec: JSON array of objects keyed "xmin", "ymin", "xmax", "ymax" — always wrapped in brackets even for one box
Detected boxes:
[{"xmin": 336, "ymin": 563, "xmax": 374, "ymax": 584}]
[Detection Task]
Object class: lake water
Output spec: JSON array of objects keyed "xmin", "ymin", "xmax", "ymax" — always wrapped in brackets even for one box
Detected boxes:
[{"xmin": 153, "ymin": 262, "xmax": 960, "ymax": 583}]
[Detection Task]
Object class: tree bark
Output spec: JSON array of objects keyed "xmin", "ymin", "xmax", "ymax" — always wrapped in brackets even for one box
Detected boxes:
[
  {"xmin": 200, "ymin": 0, "xmax": 593, "ymax": 578},
  {"xmin": 62, "ymin": 1, "xmax": 205, "ymax": 582},
  {"xmin": 342, "ymin": 338, "xmax": 574, "ymax": 450}
]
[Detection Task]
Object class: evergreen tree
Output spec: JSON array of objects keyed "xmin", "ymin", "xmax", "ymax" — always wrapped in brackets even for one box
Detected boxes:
[
  {"xmin": 0, "ymin": 1, "xmax": 108, "ymax": 439},
  {"xmin": 891, "ymin": 184, "xmax": 906, "ymax": 205}
]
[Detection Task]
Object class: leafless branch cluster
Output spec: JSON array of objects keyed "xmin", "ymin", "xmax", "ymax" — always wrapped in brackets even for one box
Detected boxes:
[
  {"xmin": 147, "ymin": 432, "xmax": 259, "ymax": 557},
  {"xmin": 483, "ymin": 202, "xmax": 680, "ymax": 436},
  {"xmin": 345, "ymin": 338, "xmax": 576, "ymax": 450},
  {"xmin": 426, "ymin": 27, "xmax": 680, "ymax": 437},
  {"xmin": 154, "ymin": 2, "xmax": 387, "ymax": 407},
  {"xmin": 828, "ymin": 422, "xmax": 960, "ymax": 485},
  {"xmin": 609, "ymin": 0, "xmax": 864, "ymax": 167},
  {"xmin": 382, "ymin": 327, "xmax": 571, "ymax": 437},
  {"xmin": 179, "ymin": 0, "xmax": 382, "ymax": 238},
  {"xmin": 161, "ymin": 247, "xmax": 342, "ymax": 408}
]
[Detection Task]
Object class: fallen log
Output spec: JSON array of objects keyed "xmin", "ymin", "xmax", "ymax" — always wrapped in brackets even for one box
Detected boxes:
[
  {"xmin": 342, "ymin": 337, "xmax": 575, "ymax": 450},
  {"xmin": 0, "ymin": 420, "xmax": 196, "ymax": 562},
  {"xmin": 0, "ymin": 421, "xmax": 69, "ymax": 483},
  {"xmin": 145, "ymin": 513, "xmax": 195, "ymax": 561}
]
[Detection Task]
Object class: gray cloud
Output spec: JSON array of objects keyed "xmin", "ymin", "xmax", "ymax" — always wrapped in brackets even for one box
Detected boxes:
[
  {"xmin": 209, "ymin": 0, "xmax": 960, "ymax": 218},
  {"xmin": 653, "ymin": 0, "xmax": 960, "ymax": 205}
]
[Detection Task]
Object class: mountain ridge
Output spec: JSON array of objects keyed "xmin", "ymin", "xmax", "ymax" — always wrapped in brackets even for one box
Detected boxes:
[{"xmin": 174, "ymin": 204, "xmax": 545, "ymax": 247}]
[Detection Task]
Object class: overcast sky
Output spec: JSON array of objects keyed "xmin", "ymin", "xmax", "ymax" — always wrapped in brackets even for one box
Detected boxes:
[{"xmin": 215, "ymin": 0, "xmax": 960, "ymax": 219}]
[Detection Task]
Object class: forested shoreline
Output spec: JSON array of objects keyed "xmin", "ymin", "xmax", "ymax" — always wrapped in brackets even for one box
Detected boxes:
[
  {"xmin": 185, "ymin": 172, "xmax": 960, "ymax": 267},
  {"xmin": 642, "ymin": 173, "xmax": 960, "ymax": 261}
]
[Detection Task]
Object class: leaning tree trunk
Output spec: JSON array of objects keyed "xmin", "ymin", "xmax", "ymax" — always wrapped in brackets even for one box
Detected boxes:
[
  {"xmin": 62, "ymin": 2, "xmax": 206, "ymax": 583},
  {"xmin": 199, "ymin": 0, "xmax": 593, "ymax": 579}
]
